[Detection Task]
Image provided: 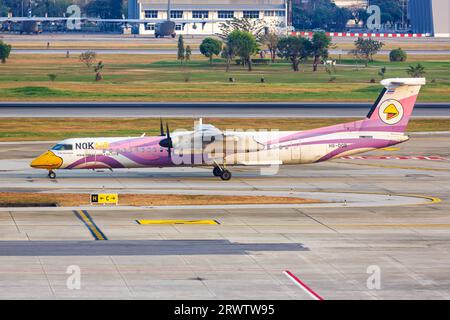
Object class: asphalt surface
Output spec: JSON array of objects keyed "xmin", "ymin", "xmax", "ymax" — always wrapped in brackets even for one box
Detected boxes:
[
  {"xmin": 0, "ymin": 133, "xmax": 449, "ymax": 299},
  {"xmin": 0, "ymin": 103, "xmax": 449, "ymax": 118}
]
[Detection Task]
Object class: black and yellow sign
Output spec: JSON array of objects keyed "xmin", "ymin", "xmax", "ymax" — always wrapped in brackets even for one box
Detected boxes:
[{"xmin": 91, "ymin": 193, "xmax": 119, "ymax": 205}]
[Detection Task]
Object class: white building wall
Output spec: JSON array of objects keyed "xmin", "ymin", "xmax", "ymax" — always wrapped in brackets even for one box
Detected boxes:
[{"xmin": 134, "ymin": 1, "xmax": 287, "ymax": 35}]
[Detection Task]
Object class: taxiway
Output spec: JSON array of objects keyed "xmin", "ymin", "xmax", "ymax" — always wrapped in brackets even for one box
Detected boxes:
[{"xmin": 0, "ymin": 133, "xmax": 449, "ymax": 299}]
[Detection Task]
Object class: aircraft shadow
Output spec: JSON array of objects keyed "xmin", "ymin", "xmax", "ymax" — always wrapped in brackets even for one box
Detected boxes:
[{"xmin": 0, "ymin": 240, "xmax": 308, "ymax": 256}]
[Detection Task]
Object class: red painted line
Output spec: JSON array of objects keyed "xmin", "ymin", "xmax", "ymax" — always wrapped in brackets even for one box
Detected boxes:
[
  {"xmin": 284, "ymin": 270, "xmax": 324, "ymax": 300},
  {"xmin": 340, "ymin": 155, "xmax": 446, "ymax": 161},
  {"xmin": 292, "ymin": 31, "xmax": 431, "ymax": 38}
]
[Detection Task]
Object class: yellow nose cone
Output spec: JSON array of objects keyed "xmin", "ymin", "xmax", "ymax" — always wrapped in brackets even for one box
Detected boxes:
[{"xmin": 30, "ymin": 151, "xmax": 63, "ymax": 169}]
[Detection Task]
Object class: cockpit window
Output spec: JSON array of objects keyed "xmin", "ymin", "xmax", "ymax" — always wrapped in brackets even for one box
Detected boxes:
[{"xmin": 51, "ymin": 144, "xmax": 73, "ymax": 151}]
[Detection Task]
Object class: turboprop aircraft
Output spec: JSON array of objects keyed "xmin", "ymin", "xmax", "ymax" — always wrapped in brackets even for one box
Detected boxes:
[{"xmin": 30, "ymin": 78, "xmax": 425, "ymax": 181}]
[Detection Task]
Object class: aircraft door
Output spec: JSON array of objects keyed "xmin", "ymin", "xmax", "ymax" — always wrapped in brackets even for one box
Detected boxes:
[{"xmin": 291, "ymin": 146, "xmax": 301, "ymax": 163}]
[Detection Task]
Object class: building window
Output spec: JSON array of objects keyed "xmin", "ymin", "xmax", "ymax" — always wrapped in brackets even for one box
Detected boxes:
[
  {"xmin": 243, "ymin": 11, "xmax": 259, "ymax": 19},
  {"xmin": 170, "ymin": 11, "xmax": 183, "ymax": 19},
  {"xmin": 276, "ymin": 10, "xmax": 285, "ymax": 17},
  {"xmin": 192, "ymin": 11, "xmax": 208, "ymax": 19},
  {"xmin": 144, "ymin": 10, "xmax": 158, "ymax": 19},
  {"xmin": 264, "ymin": 10, "xmax": 275, "ymax": 17},
  {"xmin": 175, "ymin": 24, "xmax": 183, "ymax": 31},
  {"xmin": 218, "ymin": 11, "xmax": 234, "ymax": 19},
  {"xmin": 144, "ymin": 23, "xmax": 155, "ymax": 30}
]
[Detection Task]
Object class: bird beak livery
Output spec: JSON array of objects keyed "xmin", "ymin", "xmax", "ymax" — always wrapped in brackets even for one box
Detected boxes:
[
  {"xmin": 30, "ymin": 78, "xmax": 425, "ymax": 181},
  {"xmin": 30, "ymin": 151, "xmax": 63, "ymax": 170}
]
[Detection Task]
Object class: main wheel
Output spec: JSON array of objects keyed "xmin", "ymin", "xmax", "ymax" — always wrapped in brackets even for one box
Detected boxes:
[
  {"xmin": 48, "ymin": 171, "xmax": 56, "ymax": 179},
  {"xmin": 213, "ymin": 167, "xmax": 222, "ymax": 177},
  {"xmin": 220, "ymin": 170, "xmax": 232, "ymax": 181}
]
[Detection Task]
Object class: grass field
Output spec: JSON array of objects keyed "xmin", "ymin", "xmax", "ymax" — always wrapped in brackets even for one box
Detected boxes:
[
  {"xmin": 7, "ymin": 37, "xmax": 450, "ymax": 51},
  {"xmin": 0, "ymin": 192, "xmax": 318, "ymax": 207},
  {"xmin": 0, "ymin": 53, "xmax": 449, "ymax": 102},
  {"xmin": 0, "ymin": 118, "xmax": 449, "ymax": 141}
]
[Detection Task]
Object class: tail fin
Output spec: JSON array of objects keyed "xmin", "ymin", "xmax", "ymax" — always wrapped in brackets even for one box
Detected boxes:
[{"xmin": 362, "ymin": 78, "xmax": 426, "ymax": 133}]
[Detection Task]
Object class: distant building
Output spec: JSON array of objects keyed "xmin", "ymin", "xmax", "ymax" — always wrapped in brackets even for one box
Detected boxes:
[
  {"xmin": 128, "ymin": 0, "xmax": 288, "ymax": 35},
  {"xmin": 408, "ymin": 0, "xmax": 450, "ymax": 37}
]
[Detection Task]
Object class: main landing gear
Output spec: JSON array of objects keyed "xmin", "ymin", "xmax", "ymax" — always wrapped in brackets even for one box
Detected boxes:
[
  {"xmin": 212, "ymin": 166, "xmax": 232, "ymax": 181},
  {"xmin": 48, "ymin": 170, "xmax": 56, "ymax": 179}
]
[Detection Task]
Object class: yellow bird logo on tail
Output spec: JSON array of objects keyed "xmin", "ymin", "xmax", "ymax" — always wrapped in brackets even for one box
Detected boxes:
[{"xmin": 383, "ymin": 104, "xmax": 399, "ymax": 120}]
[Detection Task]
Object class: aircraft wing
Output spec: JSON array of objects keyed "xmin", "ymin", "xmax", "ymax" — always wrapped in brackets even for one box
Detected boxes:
[{"xmin": 173, "ymin": 122, "xmax": 266, "ymax": 156}]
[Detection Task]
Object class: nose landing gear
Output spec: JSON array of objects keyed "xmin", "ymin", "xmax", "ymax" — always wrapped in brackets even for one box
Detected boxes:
[
  {"xmin": 48, "ymin": 170, "xmax": 56, "ymax": 179},
  {"xmin": 212, "ymin": 166, "xmax": 232, "ymax": 181}
]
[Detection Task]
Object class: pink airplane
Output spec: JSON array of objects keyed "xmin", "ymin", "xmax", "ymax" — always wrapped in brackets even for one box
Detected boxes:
[{"xmin": 31, "ymin": 78, "xmax": 425, "ymax": 181}]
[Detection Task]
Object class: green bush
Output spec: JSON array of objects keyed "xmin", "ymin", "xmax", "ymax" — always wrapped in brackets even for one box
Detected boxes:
[{"xmin": 389, "ymin": 48, "xmax": 407, "ymax": 62}]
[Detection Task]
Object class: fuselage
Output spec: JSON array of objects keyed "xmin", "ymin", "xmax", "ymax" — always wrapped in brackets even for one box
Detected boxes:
[{"xmin": 30, "ymin": 123, "xmax": 409, "ymax": 171}]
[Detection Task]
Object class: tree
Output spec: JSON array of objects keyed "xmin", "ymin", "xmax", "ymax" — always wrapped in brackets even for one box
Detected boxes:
[
  {"xmin": 218, "ymin": 17, "xmax": 267, "ymax": 41},
  {"xmin": 199, "ymin": 38, "xmax": 222, "ymax": 65},
  {"xmin": 94, "ymin": 61, "xmax": 104, "ymax": 81},
  {"xmin": 349, "ymin": 6, "xmax": 369, "ymax": 27},
  {"xmin": 369, "ymin": 0, "xmax": 403, "ymax": 25},
  {"xmin": 378, "ymin": 66, "xmax": 387, "ymax": 79},
  {"xmin": 262, "ymin": 32, "xmax": 280, "ymax": 63},
  {"xmin": 407, "ymin": 64, "xmax": 426, "ymax": 78},
  {"xmin": 85, "ymin": 0, "xmax": 123, "ymax": 19},
  {"xmin": 0, "ymin": 41, "xmax": 12, "ymax": 64},
  {"xmin": 79, "ymin": 51, "xmax": 97, "ymax": 68},
  {"xmin": 292, "ymin": 0, "xmax": 351, "ymax": 32},
  {"xmin": 221, "ymin": 44, "xmax": 235, "ymax": 73},
  {"xmin": 310, "ymin": 31, "xmax": 332, "ymax": 72},
  {"xmin": 227, "ymin": 30, "xmax": 259, "ymax": 72},
  {"xmin": 277, "ymin": 36, "xmax": 310, "ymax": 72},
  {"xmin": 185, "ymin": 46, "xmax": 192, "ymax": 62},
  {"xmin": 47, "ymin": 74, "xmax": 57, "ymax": 82},
  {"xmin": 350, "ymin": 38, "xmax": 384, "ymax": 67},
  {"xmin": 1, "ymin": 0, "xmax": 72, "ymax": 17},
  {"xmin": 177, "ymin": 35, "xmax": 185, "ymax": 63},
  {"xmin": 389, "ymin": 48, "xmax": 407, "ymax": 62}
]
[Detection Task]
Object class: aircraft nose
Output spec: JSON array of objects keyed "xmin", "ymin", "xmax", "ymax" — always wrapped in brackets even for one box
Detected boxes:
[{"xmin": 30, "ymin": 151, "xmax": 63, "ymax": 169}]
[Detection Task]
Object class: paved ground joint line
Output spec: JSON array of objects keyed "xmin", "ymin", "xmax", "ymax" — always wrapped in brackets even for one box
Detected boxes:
[
  {"xmin": 296, "ymin": 209, "xmax": 339, "ymax": 234},
  {"xmin": 109, "ymin": 256, "xmax": 134, "ymax": 298},
  {"xmin": 37, "ymin": 256, "xmax": 56, "ymax": 297},
  {"xmin": 8, "ymin": 211, "xmax": 21, "ymax": 234}
]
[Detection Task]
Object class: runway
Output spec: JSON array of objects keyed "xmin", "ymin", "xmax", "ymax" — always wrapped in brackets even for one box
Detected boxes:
[
  {"xmin": 0, "ymin": 103, "xmax": 449, "ymax": 118},
  {"xmin": 0, "ymin": 133, "xmax": 449, "ymax": 299}
]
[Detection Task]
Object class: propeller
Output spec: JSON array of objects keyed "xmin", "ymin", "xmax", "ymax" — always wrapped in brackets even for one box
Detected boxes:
[{"xmin": 159, "ymin": 122, "xmax": 173, "ymax": 159}]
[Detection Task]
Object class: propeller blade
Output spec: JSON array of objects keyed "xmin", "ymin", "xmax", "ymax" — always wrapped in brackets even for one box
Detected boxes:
[{"xmin": 160, "ymin": 118, "xmax": 164, "ymax": 136}]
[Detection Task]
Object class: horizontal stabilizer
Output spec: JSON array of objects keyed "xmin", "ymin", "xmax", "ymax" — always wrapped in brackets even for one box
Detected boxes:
[{"xmin": 381, "ymin": 78, "xmax": 426, "ymax": 87}]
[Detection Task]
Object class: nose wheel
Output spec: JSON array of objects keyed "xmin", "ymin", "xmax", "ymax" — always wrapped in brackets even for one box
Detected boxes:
[
  {"xmin": 212, "ymin": 166, "xmax": 232, "ymax": 181},
  {"xmin": 48, "ymin": 170, "xmax": 56, "ymax": 179}
]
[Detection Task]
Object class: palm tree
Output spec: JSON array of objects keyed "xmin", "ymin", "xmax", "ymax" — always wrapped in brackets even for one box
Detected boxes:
[{"xmin": 406, "ymin": 64, "xmax": 426, "ymax": 78}]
